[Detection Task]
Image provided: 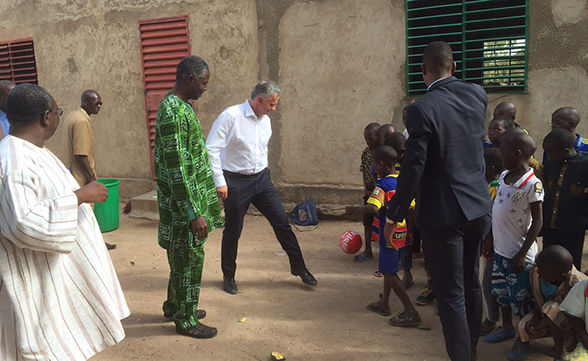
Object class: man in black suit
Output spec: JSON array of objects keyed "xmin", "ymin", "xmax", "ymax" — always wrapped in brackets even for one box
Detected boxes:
[{"xmin": 385, "ymin": 42, "xmax": 491, "ymax": 361}]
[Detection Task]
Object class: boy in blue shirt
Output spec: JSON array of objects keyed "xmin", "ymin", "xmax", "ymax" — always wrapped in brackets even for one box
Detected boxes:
[{"xmin": 346, "ymin": 146, "xmax": 420, "ymax": 327}]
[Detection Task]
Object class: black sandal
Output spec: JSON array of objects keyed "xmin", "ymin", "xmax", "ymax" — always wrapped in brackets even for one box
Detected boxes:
[{"xmin": 366, "ymin": 294, "xmax": 391, "ymax": 316}]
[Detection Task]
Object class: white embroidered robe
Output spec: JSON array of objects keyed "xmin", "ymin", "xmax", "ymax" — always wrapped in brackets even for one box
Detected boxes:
[{"xmin": 0, "ymin": 135, "xmax": 129, "ymax": 361}]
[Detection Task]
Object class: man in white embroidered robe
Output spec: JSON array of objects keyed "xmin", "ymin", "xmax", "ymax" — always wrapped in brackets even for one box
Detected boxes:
[{"xmin": 0, "ymin": 83, "xmax": 129, "ymax": 361}]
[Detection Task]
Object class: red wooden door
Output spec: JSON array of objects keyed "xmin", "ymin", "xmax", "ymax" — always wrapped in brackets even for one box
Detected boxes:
[{"xmin": 138, "ymin": 16, "xmax": 191, "ymax": 179}]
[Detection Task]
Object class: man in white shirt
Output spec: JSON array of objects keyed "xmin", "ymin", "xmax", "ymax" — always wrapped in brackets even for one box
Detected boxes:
[{"xmin": 207, "ymin": 80, "xmax": 317, "ymax": 294}]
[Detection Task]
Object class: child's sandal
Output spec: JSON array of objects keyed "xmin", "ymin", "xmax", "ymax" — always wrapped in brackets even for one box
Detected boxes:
[
  {"xmin": 366, "ymin": 294, "xmax": 391, "ymax": 316},
  {"xmin": 389, "ymin": 311, "xmax": 421, "ymax": 327}
]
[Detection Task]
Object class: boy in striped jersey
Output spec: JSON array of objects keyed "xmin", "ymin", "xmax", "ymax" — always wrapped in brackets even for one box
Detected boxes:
[{"xmin": 347, "ymin": 146, "xmax": 420, "ymax": 327}]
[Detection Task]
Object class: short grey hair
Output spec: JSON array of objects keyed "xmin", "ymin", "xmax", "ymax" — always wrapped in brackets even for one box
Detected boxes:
[
  {"xmin": 251, "ymin": 80, "xmax": 281, "ymax": 100},
  {"xmin": 7, "ymin": 83, "xmax": 53, "ymax": 125},
  {"xmin": 176, "ymin": 55, "xmax": 210, "ymax": 82}
]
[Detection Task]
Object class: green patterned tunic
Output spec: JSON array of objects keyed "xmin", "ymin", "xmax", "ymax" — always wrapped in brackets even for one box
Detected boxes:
[{"xmin": 154, "ymin": 93, "xmax": 223, "ymax": 329}]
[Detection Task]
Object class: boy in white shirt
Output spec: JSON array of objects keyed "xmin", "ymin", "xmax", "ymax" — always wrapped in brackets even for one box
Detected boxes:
[{"xmin": 482, "ymin": 129, "xmax": 544, "ymax": 344}]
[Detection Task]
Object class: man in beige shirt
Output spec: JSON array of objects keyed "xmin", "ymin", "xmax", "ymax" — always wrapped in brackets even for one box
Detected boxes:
[{"xmin": 63, "ymin": 90, "xmax": 116, "ymax": 250}]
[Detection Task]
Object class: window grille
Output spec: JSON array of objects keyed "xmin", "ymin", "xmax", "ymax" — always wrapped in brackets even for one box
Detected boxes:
[
  {"xmin": 0, "ymin": 38, "xmax": 38, "ymax": 84},
  {"xmin": 406, "ymin": 0, "xmax": 528, "ymax": 95}
]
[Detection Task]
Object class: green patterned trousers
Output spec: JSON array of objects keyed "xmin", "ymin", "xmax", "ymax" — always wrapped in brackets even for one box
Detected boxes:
[{"xmin": 163, "ymin": 232, "xmax": 205, "ymax": 330}]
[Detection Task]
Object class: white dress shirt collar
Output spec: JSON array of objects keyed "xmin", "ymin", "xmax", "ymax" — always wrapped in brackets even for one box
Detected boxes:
[{"xmin": 427, "ymin": 76, "xmax": 448, "ymax": 91}]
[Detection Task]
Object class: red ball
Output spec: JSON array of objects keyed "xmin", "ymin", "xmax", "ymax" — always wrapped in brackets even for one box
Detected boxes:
[{"xmin": 339, "ymin": 230, "xmax": 362, "ymax": 254}]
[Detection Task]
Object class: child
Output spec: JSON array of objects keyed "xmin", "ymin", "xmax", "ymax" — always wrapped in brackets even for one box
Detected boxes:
[
  {"xmin": 480, "ymin": 147, "xmax": 504, "ymax": 336},
  {"xmin": 507, "ymin": 245, "xmax": 587, "ymax": 361},
  {"xmin": 377, "ymin": 124, "xmax": 395, "ymax": 145},
  {"xmin": 487, "ymin": 115, "xmax": 515, "ymax": 148},
  {"xmin": 354, "ymin": 122, "xmax": 380, "ymax": 262},
  {"xmin": 346, "ymin": 146, "xmax": 421, "ymax": 327},
  {"xmin": 494, "ymin": 101, "xmax": 517, "ymax": 123},
  {"xmin": 560, "ymin": 277, "xmax": 588, "ymax": 360},
  {"xmin": 482, "ymin": 129, "xmax": 544, "ymax": 343},
  {"xmin": 541, "ymin": 128, "xmax": 588, "ymax": 271},
  {"xmin": 383, "ymin": 133, "xmax": 414, "ymax": 289},
  {"xmin": 550, "ymin": 107, "xmax": 588, "ymax": 157}
]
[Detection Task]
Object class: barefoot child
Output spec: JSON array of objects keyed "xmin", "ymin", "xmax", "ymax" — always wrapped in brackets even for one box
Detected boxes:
[
  {"xmin": 508, "ymin": 245, "xmax": 586, "ymax": 361},
  {"xmin": 482, "ymin": 130, "xmax": 544, "ymax": 344},
  {"xmin": 355, "ymin": 123, "xmax": 380, "ymax": 262},
  {"xmin": 480, "ymin": 147, "xmax": 504, "ymax": 336},
  {"xmin": 346, "ymin": 146, "xmax": 421, "ymax": 327}
]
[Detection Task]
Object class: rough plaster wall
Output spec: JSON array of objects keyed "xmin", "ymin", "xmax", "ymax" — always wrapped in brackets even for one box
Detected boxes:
[
  {"xmin": 0, "ymin": 0, "xmax": 258, "ymax": 199},
  {"xmin": 278, "ymin": 0, "xmax": 405, "ymax": 186},
  {"xmin": 551, "ymin": 0, "xmax": 588, "ymax": 27}
]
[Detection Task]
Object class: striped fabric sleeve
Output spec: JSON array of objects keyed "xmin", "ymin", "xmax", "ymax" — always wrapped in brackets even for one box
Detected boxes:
[
  {"xmin": 0, "ymin": 169, "xmax": 78, "ymax": 254},
  {"xmin": 366, "ymin": 186, "xmax": 385, "ymax": 210}
]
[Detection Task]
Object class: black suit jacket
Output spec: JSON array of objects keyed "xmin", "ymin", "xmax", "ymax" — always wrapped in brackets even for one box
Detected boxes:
[{"xmin": 387, "ymin": 76, "xmax": 491, "ymax": 229}]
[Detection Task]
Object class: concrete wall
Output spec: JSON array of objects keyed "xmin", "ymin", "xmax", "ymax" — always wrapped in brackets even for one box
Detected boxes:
[
  {"xmin": 0, "ymin": 0, "xmax": 259, "ymax": 199},
  {"xmin": 1, "ymin": 0, "xmax": 587, "ymax": 207}
]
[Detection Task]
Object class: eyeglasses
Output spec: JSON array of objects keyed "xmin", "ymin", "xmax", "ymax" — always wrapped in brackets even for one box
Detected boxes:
[{"xmin": 42, "ymin": 108, "xmax": 64, "ymax": 116}]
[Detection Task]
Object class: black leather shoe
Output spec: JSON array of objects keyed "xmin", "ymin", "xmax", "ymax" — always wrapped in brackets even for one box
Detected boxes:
[
  {"xmin": 223, "ymin": 277, "xmax": 238, "ymax": 294},
  {"xmin": 105, "ymin": 242, "xmax": 116, "ymax": 250},
  {"xmin": 164, "ymin": 309, "xmax": 206, "ymax": 321},
  {"xmin": 291, "ymin": 268, "xmax": 317, "ymax": 286},
  {"xmin": 176, "ymin": 323, "xmax": 217, "ymax": 339}
]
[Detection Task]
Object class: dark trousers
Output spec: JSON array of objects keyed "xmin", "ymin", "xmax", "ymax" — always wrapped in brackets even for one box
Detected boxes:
[
  {"xmin": 420, "ymin": 214, "xmax": 491, "ymax": 361},
  {"xmin": 221, "ymin": 168, "xmax": 306, "ymax": 279},
  {"xmin": 542, "ymin": 228, "xmax": 586, "ymax": 271}
]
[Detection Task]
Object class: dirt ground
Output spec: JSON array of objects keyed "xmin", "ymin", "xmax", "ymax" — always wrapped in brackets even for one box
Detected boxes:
[{"xmin": 91, "ymin": 212, "xmax": 558, "ymax": 361}]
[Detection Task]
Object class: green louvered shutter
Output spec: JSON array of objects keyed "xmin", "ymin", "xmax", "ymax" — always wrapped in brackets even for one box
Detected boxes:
[{"xmin": 406, "ymin": 0, "xmax": 528, "ymax": 96}]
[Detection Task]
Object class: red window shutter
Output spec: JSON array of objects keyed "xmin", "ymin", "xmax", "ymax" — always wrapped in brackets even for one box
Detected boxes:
[
  {"xmin": 138, "ymin": 16, "xmax": 191, "ymax": 179},
  {"xmin": 0, "ymin": 38, "xmax": 38, "ymax": 84}
]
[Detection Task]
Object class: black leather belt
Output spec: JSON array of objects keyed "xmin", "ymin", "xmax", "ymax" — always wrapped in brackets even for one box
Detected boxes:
[{"xmin": 223, "ymin": 170, "xmax": 260, "ymax": 178}]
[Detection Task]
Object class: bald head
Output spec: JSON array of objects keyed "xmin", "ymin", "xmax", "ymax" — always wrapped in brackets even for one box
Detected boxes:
[
  {"xmin": 378, "ymin": 124, "xmax": 395, "ymax": 144},
  {"xmin": 552, "ymin": 107, "xmax": 580, "ymax": 133},
  {"xmin": 493, "ymin": 102, "xmax": 517, "ymax": 121},
  {"xmin": 422, "ymin": 41, "xmax": 454, "ymax": 79},
  {"xmin": 81, "ymin": 90, "xmax": 102, "ymax": 116},
  {"xmin": 0, "ymin": 80, "xmax": 16, "ymax": 112},
  {"xmin": 502, "ymin": 128, "xmax": 537, "ymax": 158},
  {"xmin": 536, "ymin": 245, "xmax": 573, "ymax": 282}
]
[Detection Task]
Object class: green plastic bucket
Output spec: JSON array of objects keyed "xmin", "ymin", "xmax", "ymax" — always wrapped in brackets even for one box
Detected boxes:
[{"xmin": 93, "ymin": 178, "xmax": 120, "ymax": 232}]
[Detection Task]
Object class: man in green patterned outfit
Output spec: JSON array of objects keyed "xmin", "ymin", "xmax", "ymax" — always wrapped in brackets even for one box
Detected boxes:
[{"xmin": 154, "ymin": 55, "xmax": 223, "ymax": 339}]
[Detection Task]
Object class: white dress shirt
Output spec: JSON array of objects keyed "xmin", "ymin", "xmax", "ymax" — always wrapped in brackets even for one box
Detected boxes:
[{"xmin": 206, "ymin": 100, "xmax": 272, "ymax": 187}]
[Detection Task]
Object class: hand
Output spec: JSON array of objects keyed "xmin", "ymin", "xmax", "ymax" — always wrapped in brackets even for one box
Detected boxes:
[
  {"xmin": 510, "ymin": 253, "xmax": 526, "ymax": 273},
  {"xmin": 216, "ymin": 185, "xmax": 228, "ymax": 200},
  {"xmin": 74, "ymin": 181, "xmax": 108, "ymax": 205},
  {"xmin": 483, "ymin": 236, "xmax": 494, "ymax": 259},
  {"xmin": 345, "ymin": 206, "xmax": 357, "ymax": 216},
  {"xmin": 524, "ymin": 315, "xmax": 541, "ymax": 336},
  {"xmin": 190, "ymin": 216, "xmax": 208, "ymax": 241},
  {"xmin": 383, "ymin": 221, "xmax": 397, "ymax": 248}
]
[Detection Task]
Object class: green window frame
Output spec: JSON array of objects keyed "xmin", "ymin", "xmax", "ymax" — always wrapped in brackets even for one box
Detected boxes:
[{"xmin": 405, "ymin": 0, "xmax": 529, "ymax": 96}]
